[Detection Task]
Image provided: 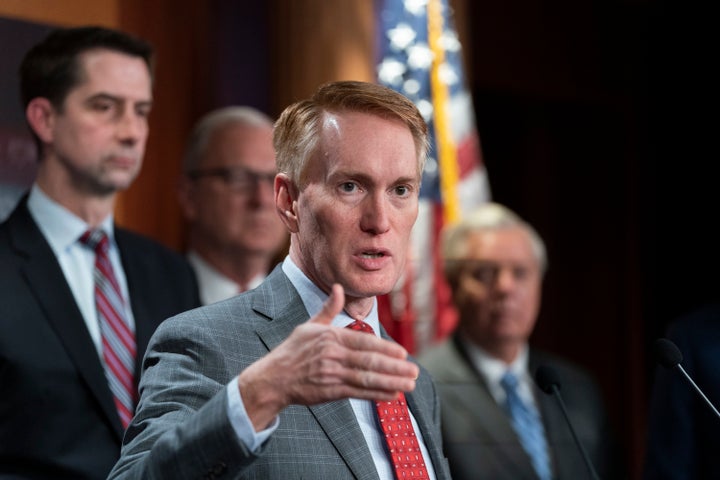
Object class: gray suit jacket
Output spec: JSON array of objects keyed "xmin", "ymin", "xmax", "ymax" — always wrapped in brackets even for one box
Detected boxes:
[
  {"xmin": 419, "ymin": 335, "xmax": 623, "ymax": 480},
  {"xmin": 109, "ymin": 265, "xmax": 451, "ymax": 480}
]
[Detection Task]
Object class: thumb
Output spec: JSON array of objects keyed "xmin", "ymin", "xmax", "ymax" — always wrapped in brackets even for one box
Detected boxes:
[{"xmin": 311, "ymin": 283, "xmax": 345, "ymax": 326}]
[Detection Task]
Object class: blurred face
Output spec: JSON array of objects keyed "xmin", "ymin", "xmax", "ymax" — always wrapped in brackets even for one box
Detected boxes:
[
  {"xmin": 454, "ymin": 227, "xmax": 542, "ymax": 350},
  {"xmin": 182, "ymin": 122, "xmax": 287, "ymax": 256},
  {"xmin": 45, "ymin": 49, "xmax": 152, "ymax": 195},
  {"xmin": 288, "ymin": 111, "xmax": 420, "ymax": 301}
]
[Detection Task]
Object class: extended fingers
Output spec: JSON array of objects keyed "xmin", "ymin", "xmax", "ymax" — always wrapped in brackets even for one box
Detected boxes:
[
  {"xmin": 339, "ymin": 327, "xmax": 409, "ymax": 360},
  {"xmin": 343, "ymin": 348, "xmax": 418, "ymax": 379}
]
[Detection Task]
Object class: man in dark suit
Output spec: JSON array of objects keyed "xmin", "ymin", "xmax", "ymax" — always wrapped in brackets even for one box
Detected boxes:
[
  {"xmin": 419, "ymin": 202, "xmax": 622, "ymax": 480},
  {"xmin": 643, "ymin": 305, "xmax": 720, "ymax": 479},
  {"xmin": 0, "ymin": 26, "xmax": 200, "ymax": 479},
  {"xmin": 108, "ymin": 81, "xmax": 451, "ymax": 479}
]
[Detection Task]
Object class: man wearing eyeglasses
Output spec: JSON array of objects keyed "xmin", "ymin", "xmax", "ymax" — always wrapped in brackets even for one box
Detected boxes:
[{"xmin": 178, "ymin": 106, "xmax": 288, "ymax": 305}]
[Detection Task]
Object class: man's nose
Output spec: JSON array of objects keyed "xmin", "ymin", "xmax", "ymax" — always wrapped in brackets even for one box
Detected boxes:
[
  {"xmin": 495, "ymin": 267, "xmax": 517, "ymax": 291},
  {"xmin": 360, "ymin": 193, "xmax": 391, "ymax": 234},
  {"xmin": 117, "ymin": 110, "xmax": 147, "ymax": 143}
]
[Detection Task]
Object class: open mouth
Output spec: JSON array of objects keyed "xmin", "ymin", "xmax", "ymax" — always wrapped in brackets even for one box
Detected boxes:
[{"xmin": 360, "ymin": 251, "xmax": 385, "ymax": 259}]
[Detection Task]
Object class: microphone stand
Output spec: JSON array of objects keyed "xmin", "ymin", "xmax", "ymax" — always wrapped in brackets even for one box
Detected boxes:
[
  {"xmin": 547, "ymin": 383, "xmax": 601, "ymax": 480},
  {"xmin": 673, "ymin": 364, "xmax": 720, "ymax": 420}
]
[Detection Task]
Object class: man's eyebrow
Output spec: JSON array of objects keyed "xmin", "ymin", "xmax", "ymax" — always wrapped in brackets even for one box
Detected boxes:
[
  {"xmin": 85, "ymin": 93, "xmax": 120, "ymax": 103},
  {"xmin": 85, "ymin": 92, "xmax": 153, "ymax": 106},
  {"xmin": 333, "ymin": 170, "xmax": 419, "ymax": 185}
]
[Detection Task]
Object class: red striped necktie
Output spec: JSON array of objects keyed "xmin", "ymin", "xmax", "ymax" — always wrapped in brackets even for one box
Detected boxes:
[
  {"xmin": 346, "ymin": 319, "xmax": 430, "ymax": 479},
  {"xmin": 80, "ymin": 229, "xmax": 137, "ymax": 429}
]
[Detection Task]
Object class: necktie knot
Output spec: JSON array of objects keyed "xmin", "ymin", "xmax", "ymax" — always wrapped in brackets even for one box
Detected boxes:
[
  {"xmin": 500, "ymin": 371, "xmax": 520, "ymax": 392},
  {"xmin": 80, "ymin": 229, "xmax": 109, "ymax": 254},
  {"xmin": 346, "ymin": 319, "xmax": 375, "ymax": 335}
]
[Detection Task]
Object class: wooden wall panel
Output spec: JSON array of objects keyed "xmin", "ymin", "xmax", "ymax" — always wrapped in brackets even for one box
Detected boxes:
[
  {"xmin": 0, "ymin": 0, "xmax": 118, "ymax": 27},
  {"xmin": 268, "ymin": 0, "xmax": 375, "ymax": 116},
  {"xmin": 114, "ymin": 0, "xmax": 211, "ymax": 251}
]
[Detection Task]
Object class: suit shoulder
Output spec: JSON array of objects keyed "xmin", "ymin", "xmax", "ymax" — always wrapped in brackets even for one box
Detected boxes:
[
  {"xmin": 115, "ymin": 228, "xmax": 196, "ymax": 276},
  {"xmin": 667, "ymin": 304, "xmax": 720, "ymax": 338},
  {"xmin": 531, "ymin": 350, "xmax": 600, "ymax": 389},
  {"xmin": 417, "ymin": 340, "xmax": 464, "ymax": 379},
  {"xmin": 115, "ymin": 228, "xmax": 185, "ymax": 261},
  {"xmin": 115, "ymin": 227, "xmax": 200, "ymax": 307}
]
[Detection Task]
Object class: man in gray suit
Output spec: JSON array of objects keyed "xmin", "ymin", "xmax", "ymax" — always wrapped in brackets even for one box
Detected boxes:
[
  {"xmin": 109, "ymin": 80, "xmax": 451, "ymax": 480},
  {"xmin": 419, "ymin": 202, "xmax": 623, "ymax": 480}
]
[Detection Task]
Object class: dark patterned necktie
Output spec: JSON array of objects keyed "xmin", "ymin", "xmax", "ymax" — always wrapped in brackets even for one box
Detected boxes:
[
  {"xmin": 80, "ymin": 229, "xmax": 136, "ymax": 428},
  {"xmin": 347, "ymin": 319, "xmax": 430, "ymax": 479}
]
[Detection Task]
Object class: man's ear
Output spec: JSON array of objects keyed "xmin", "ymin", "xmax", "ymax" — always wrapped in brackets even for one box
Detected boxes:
[
  {"xmin": 26, "ymin": 98, "xmax": 56, "ymax": 144},
  {"xmin": 177, "ymin": 175, "xmax": 198, "ymax": 221},
  {"xmin": 275, "ymin": 173, "xmax": 299, "ymax": 233}
]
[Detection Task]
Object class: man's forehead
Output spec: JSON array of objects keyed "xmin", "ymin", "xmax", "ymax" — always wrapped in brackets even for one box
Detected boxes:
[{"xmin": 74, "ymin": 48, "xmax": 151, "ymax": 92}]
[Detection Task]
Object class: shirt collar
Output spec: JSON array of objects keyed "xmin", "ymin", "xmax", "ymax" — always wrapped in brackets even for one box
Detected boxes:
[
  {"xmin": 281, "ymin": 256, "xmax": 380, "ymax": 334},
  {"xmin": 187, "ymin": 250, "xmax": 266, "ymax": 305},
  {"xmin": 27, "ymin": 184, "xmax": 115, "ymax": 255},
  {"xmin": 460, "ymin": 336, "xmax": 530, "ymax": 385}
]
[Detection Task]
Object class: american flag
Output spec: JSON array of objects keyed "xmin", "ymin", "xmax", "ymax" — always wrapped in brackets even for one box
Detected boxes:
[{"xmin": 375, "ymin": 0, "xmax": 490, "ymax": 354}]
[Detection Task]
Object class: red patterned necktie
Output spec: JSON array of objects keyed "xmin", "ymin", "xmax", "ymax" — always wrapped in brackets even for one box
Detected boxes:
[
  {"xmin": 346, "ymin": 319, "xmax": 430, "ymax": 479},
  {"xmin": 80, "ymin": 230, "xmax": 137, "ymax": 428}
]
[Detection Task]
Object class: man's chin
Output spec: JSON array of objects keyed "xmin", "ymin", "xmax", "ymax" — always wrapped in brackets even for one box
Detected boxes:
[
  {"xmin": 100, "ymin": 174, "xmax": 140, "ymax": 193},
  {"xmin": 346, "ymin": 278, "xmax": 397, "ymax": 300}
]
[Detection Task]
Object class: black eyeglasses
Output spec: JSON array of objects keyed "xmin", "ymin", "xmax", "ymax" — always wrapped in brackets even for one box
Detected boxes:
[{"xmin": 188, "ymin": 166, "xmax": 276, "ymax": 192}]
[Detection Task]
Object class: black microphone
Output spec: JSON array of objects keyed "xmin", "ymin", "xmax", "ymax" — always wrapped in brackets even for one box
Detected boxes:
[
  {"xmin": 535, "ymin": 365, "xmax": 601, "ymax": 480},
  {"xmin": 654, "ymin": 338, "xmax": 720, "ymax": 420}
]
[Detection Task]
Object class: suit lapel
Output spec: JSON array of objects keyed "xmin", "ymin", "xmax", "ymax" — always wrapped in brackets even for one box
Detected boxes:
[
  {"xmin": 404, "ymin": 384, "xmax": 450, "ymax": 479},
  {"xmin": 8, "ymin": 203, "xmax": 124, "ymax": 439},
  {"xmin": 309, "ymin": 401, "xmax": 380, "ymax": 480},
  {"xmin": 449, "ymin": 337, "xmax": 539, "ymax": 479}
]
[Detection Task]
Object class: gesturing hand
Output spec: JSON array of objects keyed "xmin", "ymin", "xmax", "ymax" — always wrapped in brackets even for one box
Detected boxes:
[{"xmin": 237, "ymin": 284, "xmax": 419, "ymax": 431}]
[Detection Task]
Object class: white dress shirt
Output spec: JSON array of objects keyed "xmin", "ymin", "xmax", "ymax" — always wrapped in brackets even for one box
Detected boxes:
[{"xmin": 187, "ymin": 250, "xmax": 265, "ymax": 305}]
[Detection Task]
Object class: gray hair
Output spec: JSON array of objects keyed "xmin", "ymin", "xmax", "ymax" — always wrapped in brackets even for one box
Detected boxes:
[
  {"xmin": 442, "ymin": 202, "xmax": 548, "ymax": 281},
  {"xmin": 182, "ymin": 106, "xmax": 274, "ymax": 173}
]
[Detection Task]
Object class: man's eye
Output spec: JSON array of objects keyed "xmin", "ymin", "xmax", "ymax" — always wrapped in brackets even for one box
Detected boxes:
[
  {"xmin": 92, "ymin": 102, "xmax": 113, "ymax": 112},
  {"xmin": 226, "ymin": 172, "xmax": 252, "ymax": 189},
  {"xmin": 136, "ymin": 106, "xmax": 151, "ymax": 118},
  {"xmin": 470, "ymin": 267, "xmax": 496, "ymax": 283},
  {"xmin": 339, "ymin": 182, "xmax": 358, "ymax": 193},
  {"xmin": 513, "ymin": 267, "xmax": 529, "ymax": 280},
  {"xmin": 394, "ymin": 185, "xmax": 410, "ymax": 196}
]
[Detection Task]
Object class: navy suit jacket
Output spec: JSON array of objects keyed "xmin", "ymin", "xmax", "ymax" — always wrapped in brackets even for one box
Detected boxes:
[
  {"xmin": 644, "ymin": 305, "xmax": 720, "ymax": 479},
  {"xmin": 0, "ymin": 198, "xmax": 200, "ymax": 479}
]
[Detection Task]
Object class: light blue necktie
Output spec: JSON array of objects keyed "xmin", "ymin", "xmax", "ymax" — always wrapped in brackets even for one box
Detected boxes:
[{"xmin": 501, "ymin": 371, "xmax": 552, "ymax": 480}]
